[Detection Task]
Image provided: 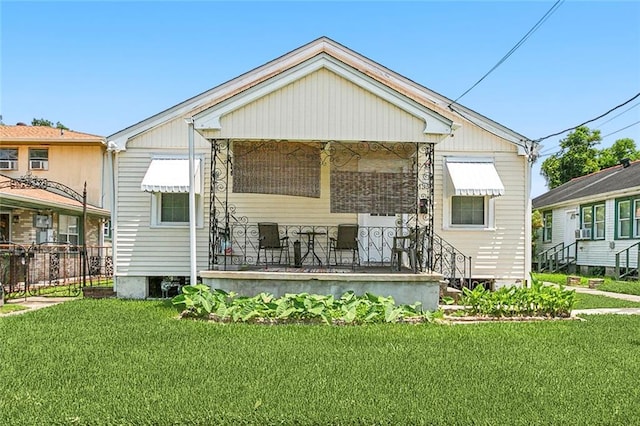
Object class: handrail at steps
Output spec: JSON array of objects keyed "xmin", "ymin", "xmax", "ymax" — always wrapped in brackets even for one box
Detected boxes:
[{"xmin": 615, "ymin": 241, "xmax": 640, "ymax": 280}]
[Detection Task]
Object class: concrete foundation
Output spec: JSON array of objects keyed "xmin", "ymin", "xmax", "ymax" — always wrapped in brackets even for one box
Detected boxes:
[
  {"xmin": 200, "ymin": 270, "xmax": 443, "ymax": 311},
  {"xmin": 115, "ymin": 276, "xmax": 147, "ymax": 299}
]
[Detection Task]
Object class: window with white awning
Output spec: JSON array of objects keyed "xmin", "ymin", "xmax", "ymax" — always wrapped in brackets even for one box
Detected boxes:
[
  {"xmin": 141, "ymin": 157, "xmax": 203, "ymax": 227},
  {"xmin": 444, "ymin": 158, "xmax": 504, "ymax": 229},
  {"xmin": 445, "ymin": 161, "xmax": 504, "ymax": 197},
  {"xmin": 141, "ymin": 158, "xmax": 201, "ymax": 193}
]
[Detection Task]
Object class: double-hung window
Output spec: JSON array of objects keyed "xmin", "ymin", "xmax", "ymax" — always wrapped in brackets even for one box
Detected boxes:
[
  {"xmin": 543, "ymin": 211, "xmax": 553, "ymax": 242},
  {"xmin": 451, "ymin": 196, "xmax": 485, "ymax": 226},
  {"xmin": 59, "ymin": 214, "xmax": 79, "ymax": 245},
  {"xmin": 616, "ymin": 197, "xmax": 640, "ymax": 239},
  {"xmin": 29, "ymin": 148, "xmax": 49, "ymax": 170},
  {"xmin": 0, "ymin": 148, "xmax": 18, "ymax": 170},
  {"xmin": 580, "ymin": 203, "xmax": 605, "ymax": 240}
]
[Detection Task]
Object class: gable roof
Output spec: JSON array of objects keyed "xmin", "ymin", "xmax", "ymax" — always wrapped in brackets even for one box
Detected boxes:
[
  {"xmin": 107, "ymin": 37, "xmax": 532, "ymax": 152},
  {"xmin": 532, "ymin": 160, "xmax": 640, "ymax": 209},
  {"xmin": 0, "ymin": 125, "xmax": 105, "ymax": 144}
]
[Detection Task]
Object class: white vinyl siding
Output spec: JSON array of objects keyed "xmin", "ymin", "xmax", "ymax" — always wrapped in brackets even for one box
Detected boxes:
[
  {"xmin": 434, "ymin": 129, "xmax": 528, "ymax": 282},
  {"xmin": 212, "ymin": 69, "xmax": 441, "ymax": 143},
  {"xmin": 115, "ymin": 67, "xmax": 529, "ymax": 284}
]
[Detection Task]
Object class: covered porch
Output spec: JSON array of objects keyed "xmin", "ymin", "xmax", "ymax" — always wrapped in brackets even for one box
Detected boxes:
[{"xmin": 191, "ymin": 138, "xmax": 465, "ymax": 308}]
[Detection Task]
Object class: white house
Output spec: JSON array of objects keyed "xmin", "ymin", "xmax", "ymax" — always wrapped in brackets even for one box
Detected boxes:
[
  {"xmin": 107, "ymin": 37, "xmax": 535, "ymax": 301},
  {"xmin": 533, "ymin": 159, "xmax": 640, "ymax": 278}
]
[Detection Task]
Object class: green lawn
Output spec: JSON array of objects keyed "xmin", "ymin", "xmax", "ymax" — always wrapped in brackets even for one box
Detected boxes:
[
  {"xmin": 574, "ymin": 293, "xmax": 640, "ymax": 309},
  {"xmin": 1, "ymin": 299, "xmax": 639, "ymax": 425},
  {"xmin": 0, "ymin": 303, "xmax": 27, "ymax": 314},
  {"xmin": 533, "ymin": 272, "xmax": 640, "ymax": 296}
]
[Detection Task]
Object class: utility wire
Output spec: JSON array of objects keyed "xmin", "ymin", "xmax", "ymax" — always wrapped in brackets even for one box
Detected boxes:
[
  {"xmin": 537, "ymin": 120, "xmax": 640, "ymax": 159},
  {"xmin": 451, "ymin": 0, "xmax": 564, "ymax": 104},
  {"xmin": 534, "ymin": 92, "xmax": 640, "ymax": 143},
  {"xmin": 538, "ymin": 100, "xmax": 640, "ymax": 155},
  {"xmin": 596, "ymin": 102, "xmax": 640, "ymax": 127},
  {"xmin": 601, "ymin": 120, "xmax": 640, "ymax": 139}
]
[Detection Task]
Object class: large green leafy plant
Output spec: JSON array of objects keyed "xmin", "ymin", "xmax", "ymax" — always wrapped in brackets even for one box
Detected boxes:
[{"xmin": 172, "ymin": 285, "xmax": 434, "ymax": 324}]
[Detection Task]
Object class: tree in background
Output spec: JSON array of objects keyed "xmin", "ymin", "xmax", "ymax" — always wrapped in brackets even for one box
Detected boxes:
[
  {"xmin": 541, "ymin": 126, "xmax": 601, "ymax": 189},
  {"xmin": 31, "ymin": 118, "xmax": 69, "ymax": 130},
  {"xmin": 531, "ymin": 210, "xmax": 543, "ymax": 259},
  {"xmin": 597, "ymin": 138, "xmax": 640, "ymax": 169}
]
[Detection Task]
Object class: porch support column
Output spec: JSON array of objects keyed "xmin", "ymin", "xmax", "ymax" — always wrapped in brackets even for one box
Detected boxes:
[{"xmin": 186, "ymin": 118, "xmax": 197, "ymax": 285}]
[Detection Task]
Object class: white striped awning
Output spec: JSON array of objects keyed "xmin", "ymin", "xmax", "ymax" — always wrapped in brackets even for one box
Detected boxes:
[
  {"xmin": 140, "ymin": 158, "xmax": 201, "ymax": 193},
  {"xmin": 446, "ymin": 161, "xmax": 504, "ymax": 196}
]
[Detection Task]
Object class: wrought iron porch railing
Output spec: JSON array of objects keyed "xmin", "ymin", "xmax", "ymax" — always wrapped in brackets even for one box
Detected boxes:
[
  {"xmin": 0, "ymin": 242, "xmax": 113, "ymax": 298},
  {"xmin": 536, "ymin": 242, "xmax": 577, "ymax": 273},
  {"xmin": 212, "ymin": 223, "xmax": 471, "ymax": 280},
  {"xmin": 430, "ymin": 233, "xmax": 472, "ymax": 289},
  {"xmin": 615, "ymin": 242, "xmax": 640, "ymax": 280}
]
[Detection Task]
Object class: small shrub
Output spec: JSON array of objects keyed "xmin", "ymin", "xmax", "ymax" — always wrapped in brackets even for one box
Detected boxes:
[{"xmin": 460, "ymin": 274, "xmax": 575, "ymax": 317}]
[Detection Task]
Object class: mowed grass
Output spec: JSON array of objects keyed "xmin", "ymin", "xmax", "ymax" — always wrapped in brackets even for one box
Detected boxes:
[
  {"xmin": 1, "ymin": 300, "xmax": 639, "ymax": 425},
  {"xmin": 573, "ymin": 293, "xmax": 640, "ymax": 309},
  {"xmin": 533, "ymin": 272, "xmax": 640, "ymax": 296}
]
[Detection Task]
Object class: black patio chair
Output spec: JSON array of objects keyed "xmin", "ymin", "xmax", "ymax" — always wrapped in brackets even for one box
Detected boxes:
[
  {"xmin": 391, "ymin": 227, "xmax": 425, "ymax": 273},
  {"xmin": 329, "ymin": 224, "xmax": 360, "ymax": 269},
  {"xmin": 257, "ymin": 222, "xmax": 290, "ymax": 266}
]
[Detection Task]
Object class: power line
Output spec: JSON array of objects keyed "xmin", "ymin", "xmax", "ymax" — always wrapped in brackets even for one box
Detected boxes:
[
  {"xmin": 597, "ymin": 102, "xmax": 640, "ymax": 127},
  {"xmin": 601, "ymin": 120, "xmax": 640, "ymax": 139},
  {"xmin": 534, "ymin": 92, "xmax": 640, "ymax": 143},
  {"xmin": 451, "ymin": 0, "xmax": 564, "ymax": 104},
  {"xmin": 537, "ymin": 120, "xmax": 640, "ymax": 159},
  {"xmin": 537, "ymin": 100, "xmax": 640, "ymax": 155}
]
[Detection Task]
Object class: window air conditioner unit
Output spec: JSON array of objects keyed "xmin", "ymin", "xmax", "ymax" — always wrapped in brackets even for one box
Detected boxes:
[
  {"xmin": 0, "ymin": 160, "xmax": 17, "ymax": 170},
  {"xmin": 30, "ymin": 160, "xmax": 48, "ymax": 170},
  {"xmin": 575, "ymin": 228, "xmax": 592, "ymax": 240},
  {"xmin": 35, "ymin": 214, "xmax": 52, "ymax": 228}
]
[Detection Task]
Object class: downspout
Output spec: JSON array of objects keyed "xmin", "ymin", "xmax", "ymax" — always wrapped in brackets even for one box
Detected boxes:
[
  {"xmin": 524, "ymin": 142, "xmax": 536, "ymax": 286},
  {"xmin": 106, "ymin": 140, "xmax": 118, "ymax": 292},
  {"xmin": 186, "ymin": 118, "xmax": 197, "ymax": 285}
]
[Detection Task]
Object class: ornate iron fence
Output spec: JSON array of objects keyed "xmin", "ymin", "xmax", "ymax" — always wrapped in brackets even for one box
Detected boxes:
[{"xmin": 0, "ymin": 242, "xmax": 113, "ymax": 299}]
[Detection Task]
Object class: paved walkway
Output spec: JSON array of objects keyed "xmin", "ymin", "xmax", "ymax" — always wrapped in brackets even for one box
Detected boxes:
[
  {"xmin": 0, "ymin": 296, "xmax": 76, "ymax": 317},
  {"xmin": 565, "ymin": 285, "xmax": 640, "ymax": 302},
  {"xmin": 564, "ymin": 285, "xmax": 640, "ymax": 315}
]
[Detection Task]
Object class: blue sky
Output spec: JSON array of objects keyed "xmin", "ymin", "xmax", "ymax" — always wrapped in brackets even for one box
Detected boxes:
[{"xmin": 2, "ymin": 1, "xmax": 639, "ymax": 197}]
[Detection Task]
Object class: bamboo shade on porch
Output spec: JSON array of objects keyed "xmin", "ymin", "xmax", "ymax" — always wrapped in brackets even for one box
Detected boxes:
[
  {"xmin": 233, "ymin": 141, "xmax": 321, "ymax": 198},
  {"xmin": 330, "ymin": 170, "xmax": 417, "ymax": 213}
]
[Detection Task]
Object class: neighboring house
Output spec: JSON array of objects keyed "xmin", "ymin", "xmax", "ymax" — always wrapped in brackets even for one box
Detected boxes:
[
  {"xmin": 107, "ymin": 37, "xmax": 535, "ymax": 299},
  {"xmin": 532, "ymin": 159, "xmax": 640, "ymax": 278},
  {"xmin": 0, "ymin": 124, "xmax": 112, "ymax": 247}
]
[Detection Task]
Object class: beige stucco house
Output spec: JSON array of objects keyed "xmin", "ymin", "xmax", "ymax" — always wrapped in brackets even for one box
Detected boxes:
[
  {"xmin": 107, "ymin": 37, "xmax": 535, "ymax": 300},
  {"xmin": 0, "ymin": 124, "xmax": 111, "ymax": 246}
]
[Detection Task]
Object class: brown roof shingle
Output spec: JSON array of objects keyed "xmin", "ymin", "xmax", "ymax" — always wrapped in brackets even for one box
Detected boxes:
[
  {"xmin": 532, "ymin": 160, "xmax": 640, "ymax": 209},
  {"xmin": 0, "ymin": 125, "xmax": 104, "ymax": 144}
]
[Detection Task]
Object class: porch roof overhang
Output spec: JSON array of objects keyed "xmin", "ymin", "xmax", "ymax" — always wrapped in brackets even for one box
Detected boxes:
[
  {"xmin": 446, "ymin": 161, "xmax": 505, "ymax": 197},
  {"xmin": 141, "ymin": 158, "xmax": 201, "ymax": 193},
  {"xmin": 0, "ymin": 191, "xmax": 109, "ymax": 217}
]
